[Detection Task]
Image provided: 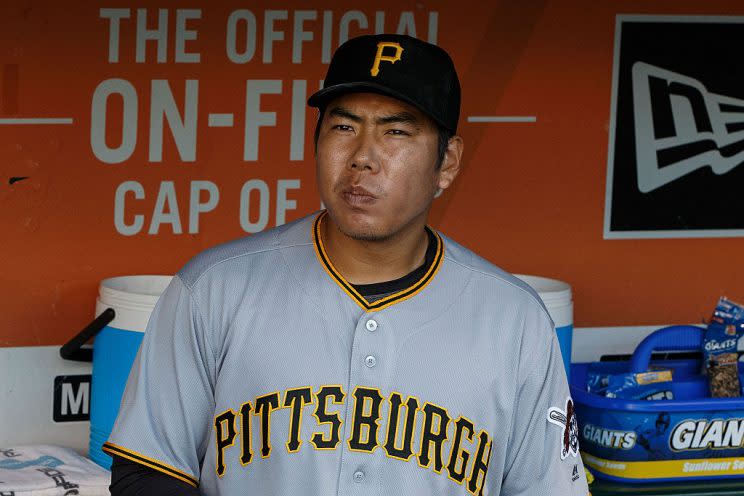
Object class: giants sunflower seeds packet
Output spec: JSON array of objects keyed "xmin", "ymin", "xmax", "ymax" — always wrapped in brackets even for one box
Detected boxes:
[
  {"xmin": 586, "ymin": 363, "xmax": 610, "ymax": 395},
  {"xmin": 604, "ymin": 370, "xmax": 674, "ymax": 400},
  {"xmin": 704, "ymin": 297, "xmax": 744, "ymax": 398}
]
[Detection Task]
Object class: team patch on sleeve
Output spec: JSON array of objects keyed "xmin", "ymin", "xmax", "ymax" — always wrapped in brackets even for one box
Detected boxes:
[{"xmin": 547, "ymin": 397, "xmax": 579, "ymax": 460}]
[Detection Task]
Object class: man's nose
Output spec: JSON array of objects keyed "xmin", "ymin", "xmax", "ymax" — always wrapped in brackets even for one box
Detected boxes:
[{"xmin": 348, "ymin": 131, "xmax": 380, "ymax": 173}]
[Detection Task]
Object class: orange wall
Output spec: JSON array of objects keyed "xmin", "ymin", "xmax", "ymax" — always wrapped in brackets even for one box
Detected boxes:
[{"xmin": 2, "ymin": 1, "xmax": 743, "ymax": 347}]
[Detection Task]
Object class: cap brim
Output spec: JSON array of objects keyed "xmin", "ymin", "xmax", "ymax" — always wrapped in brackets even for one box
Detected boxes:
[{"xmin": 308, "ymin": 82, "xmax": 450, "ymax": 131}]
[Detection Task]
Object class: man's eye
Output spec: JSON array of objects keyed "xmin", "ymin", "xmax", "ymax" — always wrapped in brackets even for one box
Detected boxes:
[
  {"xmin": 333, "ymin": 124, "xmax": 353, "ymax": 131},
  {"xmin": 387, "ymin": 129, "xmax": 410, "ymax": 136}
]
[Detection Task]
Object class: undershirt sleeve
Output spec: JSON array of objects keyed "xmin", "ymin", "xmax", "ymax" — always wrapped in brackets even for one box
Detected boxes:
[{"xmin": 110, "ymin": 455, "xmax": 201, "ymax": 496}]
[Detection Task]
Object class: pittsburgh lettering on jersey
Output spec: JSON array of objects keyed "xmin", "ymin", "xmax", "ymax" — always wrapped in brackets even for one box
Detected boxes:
[
  {"xmin": 311, "ymin": 385, "xmax": 344, "ymax": 450},
  {"xmin": 213, "ymin": 385, "xmax": 494, "ymax": 495}
]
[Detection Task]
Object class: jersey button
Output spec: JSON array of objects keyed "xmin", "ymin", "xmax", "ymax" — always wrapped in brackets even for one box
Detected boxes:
[
  {"xmin": 353, "ymin": 470, "xmax": 365, "ymax": 483},
  {"xmin": 364, "ymin": 355, "xmax": 377, "ymax": 368},
  {"xmin": 365, "ymin": 319, "xmax": 378, "ymax": 332}
]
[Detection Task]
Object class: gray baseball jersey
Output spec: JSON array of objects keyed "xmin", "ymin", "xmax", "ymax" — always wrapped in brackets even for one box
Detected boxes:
[{"xmin": 104, "ymin": 211, "xmax": 589, "ymax": 495}]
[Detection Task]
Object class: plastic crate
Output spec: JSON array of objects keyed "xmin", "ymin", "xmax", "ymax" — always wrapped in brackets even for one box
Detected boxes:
[{"xmin": 571, "ymin": 325, "xmax": 744, "ymax": 484}]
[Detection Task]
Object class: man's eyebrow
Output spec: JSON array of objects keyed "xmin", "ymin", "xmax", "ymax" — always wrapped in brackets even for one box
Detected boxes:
[
  {"xmin": 376, "ymin": 111, "xmax": 420, "ymax": 127},
  {"xmin": 327, "ymin": 107, "xmax": 421, "ymax": 129},
  {"xmin": 328, "ymin": 107, "xmax": 362, "ymax": 122}
]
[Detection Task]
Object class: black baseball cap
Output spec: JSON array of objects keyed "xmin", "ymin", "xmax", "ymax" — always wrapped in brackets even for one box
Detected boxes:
[{"xmin": 308, "ymin": 34, "xmax": 461, "ymax": 133}]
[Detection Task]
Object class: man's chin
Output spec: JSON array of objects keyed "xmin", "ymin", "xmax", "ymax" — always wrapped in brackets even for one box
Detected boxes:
[
  {"xmin": 342, "ymin": 229, "xmax": 389, "ymax": 242},
  {"xmin": 325, "ymin": 209, "xmax": 390, "ymax": 242},
  {"xmin": 335, "ymin": 221, "xmax": 389, "ymax": 242}
]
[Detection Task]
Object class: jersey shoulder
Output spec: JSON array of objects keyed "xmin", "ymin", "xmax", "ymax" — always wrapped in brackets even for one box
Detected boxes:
[
  {"xmin": 177, "ymin": 212, "xmax": 316, "ymax": 291},
  {"xmin": 438, "ymin": 231, "xmax": 553, "ymax": 323}
]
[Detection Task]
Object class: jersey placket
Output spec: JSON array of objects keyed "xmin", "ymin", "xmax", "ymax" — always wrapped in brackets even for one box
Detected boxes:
[{"xmin": 336, "ymin": 311, "xmax": 394, "ymax": 496}]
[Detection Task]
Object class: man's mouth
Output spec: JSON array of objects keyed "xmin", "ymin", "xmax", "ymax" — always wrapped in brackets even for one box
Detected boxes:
[{"xmin": 341, "ymin": 186, "xmax": 378, "ymax": 206}]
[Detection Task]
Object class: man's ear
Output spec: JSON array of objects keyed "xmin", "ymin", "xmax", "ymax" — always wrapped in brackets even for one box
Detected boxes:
[{"xmin": 437, "ymin": 135, "xmax": 463, "ymax": 192}]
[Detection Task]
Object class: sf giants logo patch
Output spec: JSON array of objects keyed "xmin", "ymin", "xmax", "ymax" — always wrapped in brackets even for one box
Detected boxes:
[
  {"xmin": 370, "ymin": 42, "xmax": 404, "ymax": 77},
  {"xmin": 547, "ymin": 397, "xmax": 579, "ymax": 460}
]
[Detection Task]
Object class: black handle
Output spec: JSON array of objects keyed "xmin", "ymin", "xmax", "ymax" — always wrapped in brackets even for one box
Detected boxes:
[{"xmin": 60, "ymin": 308, "xmax": 116, "ymax": 362}]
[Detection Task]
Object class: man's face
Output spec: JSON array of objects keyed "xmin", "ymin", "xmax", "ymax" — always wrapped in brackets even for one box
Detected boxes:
[{"xmin": 316, "ymin": 92, "xmax": 455, "ymax": 242}]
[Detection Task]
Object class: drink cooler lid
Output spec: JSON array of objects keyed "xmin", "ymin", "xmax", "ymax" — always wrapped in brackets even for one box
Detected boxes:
[{"xmin": 95, "ymin": 275, "xmax": 172, "ymax": 333}]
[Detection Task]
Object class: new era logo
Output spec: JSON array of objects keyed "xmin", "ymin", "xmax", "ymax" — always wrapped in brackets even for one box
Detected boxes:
[
  {"xmin": 605, "ymin": 16, "xmax": 744, "ymax": 238},
  {"xmin": 632, "ymin": 62, "xmax": 744, "ymax": 193}
]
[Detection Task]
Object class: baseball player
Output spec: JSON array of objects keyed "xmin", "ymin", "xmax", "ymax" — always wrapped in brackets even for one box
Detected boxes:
[
  {"xmin": 105, "ymin": 34, "xmax": 589, "ymax": 496},
  {"xmin": 635, "ymin": 412, "xmax": 671, "ymax": 461}
]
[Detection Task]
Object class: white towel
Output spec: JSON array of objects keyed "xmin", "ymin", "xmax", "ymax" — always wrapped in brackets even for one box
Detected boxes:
[{"xmin": 0, "ymin": 445, "xmax": 110, "ymax": 495}]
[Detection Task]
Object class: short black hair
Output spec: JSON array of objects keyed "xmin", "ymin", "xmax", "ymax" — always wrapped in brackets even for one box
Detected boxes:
[{"xmin": 313, "ymin": 107, "xmax": 454, "ymax": 169}]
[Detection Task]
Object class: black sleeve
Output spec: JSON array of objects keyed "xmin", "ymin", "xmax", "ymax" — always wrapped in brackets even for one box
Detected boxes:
[{"xmin": 110, "ymin": 455, "xmax": 201, "ymax": 496}]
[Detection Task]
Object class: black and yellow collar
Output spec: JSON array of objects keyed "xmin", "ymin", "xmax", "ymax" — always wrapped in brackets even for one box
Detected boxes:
[{"xmin": 312, "ymin": 211, "xmax": 444, "ymax": 311}]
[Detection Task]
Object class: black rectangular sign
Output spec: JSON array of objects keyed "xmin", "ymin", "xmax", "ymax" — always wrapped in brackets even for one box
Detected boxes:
[
  {"xmin": 53, "ymin": 375, "xmax": 91, "ymax": 422},
  {"xmin": 605, "ymin": 15, "xmax": 744, "ymax": 238}
]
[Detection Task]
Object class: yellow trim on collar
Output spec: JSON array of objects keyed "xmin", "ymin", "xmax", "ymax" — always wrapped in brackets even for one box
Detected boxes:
[{"xmin": 312, "ymin": 211, "xmax": 444, "ymax": 312}]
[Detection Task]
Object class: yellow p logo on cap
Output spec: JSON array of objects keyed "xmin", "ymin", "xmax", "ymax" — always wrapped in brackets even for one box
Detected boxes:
[{"xmin": 370, "ymin": 42, "xmax": 404, "ymax": 77}]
